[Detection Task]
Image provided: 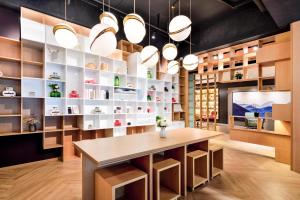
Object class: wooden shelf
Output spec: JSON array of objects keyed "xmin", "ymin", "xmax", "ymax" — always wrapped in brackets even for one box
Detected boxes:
[
  {"xmin": 0, "ymin": 131, "xmax": 21, "ymax": 136},
  {"xmin": 0, "ymin": 76, "xmax": 21, "ymax": 80},
  {"xmin": 44, "ymin": 129, "xmax": 63, "ymax": 133},
  {"xmin": 95, "ymin": 163, "xmax": 147, "ymax": 200},
  {"xmin": 209, "ymin": 144, "xmax": 223, "ymax": 179},
  {"xmin": 22, "ymin": 130, "xmax": 43, "ymax": 134},
  {"xmin": 23, "ymin": 60, "xmax": 43, "ymax": 66},
  {"xmin": 0, "ymin": 114, "xmax": 21, "ymax": 117},
  {"xmin": 0, "ymin": 56, "xmax": 21, "ymax": 63},
  {"xmin": 212, "ymin": 167, "xmax": 222, "ymax": 177},
  {"xmin": 160, "ymin": 186, "xmax": 179, "ymax": 200},
  {"xmin": 44, "ymin": 143, "xmax": 63, "ymax": 149}
]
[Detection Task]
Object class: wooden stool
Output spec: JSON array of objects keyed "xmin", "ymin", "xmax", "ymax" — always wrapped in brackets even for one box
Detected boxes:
[
  {"xmin": 187, "ymin": 150, "xmax": 209, "ymax": 190},
  {"xmin": 153, "ymin": 158, "xmax": 181, "ymax": 200},
  {"xmin": 95, "ymin": 163, "xmax": 148, "ymax": 200},
  {"xmin": 209, "ymin": 144, "xmax": 224, "ymax": 179}
]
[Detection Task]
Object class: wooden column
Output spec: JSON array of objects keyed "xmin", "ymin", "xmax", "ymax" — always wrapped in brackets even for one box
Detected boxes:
[{"xmin": 291, "ymin": 21, "xmax": 300, "ymax": 172}]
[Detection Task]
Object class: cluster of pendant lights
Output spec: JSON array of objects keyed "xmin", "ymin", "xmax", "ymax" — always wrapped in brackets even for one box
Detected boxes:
[{"xmin": 53, "ymin": 0, "xmax": 198, "ymax": 75}]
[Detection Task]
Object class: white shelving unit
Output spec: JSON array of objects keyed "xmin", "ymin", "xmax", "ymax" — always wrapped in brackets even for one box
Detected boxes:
[{"xmin": 20, "ymin": 18, "xmax": 180, "ymax": 136}]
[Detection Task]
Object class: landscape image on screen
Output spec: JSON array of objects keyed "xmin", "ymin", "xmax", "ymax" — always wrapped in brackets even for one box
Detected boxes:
[{"xmin": 232, "ymin": 91, "xmax": 291, "ymax": 117}]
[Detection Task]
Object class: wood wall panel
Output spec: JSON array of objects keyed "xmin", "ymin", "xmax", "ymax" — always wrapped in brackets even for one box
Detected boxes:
[{"xmin": 291, "ymin": 21, "xmax": 300, "ymax": 172}]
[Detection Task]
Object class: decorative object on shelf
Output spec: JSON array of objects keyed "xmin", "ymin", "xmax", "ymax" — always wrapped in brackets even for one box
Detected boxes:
[
  {"xmin": 101, "ymin": 63, "xmax": 109, "ymax": 71},
  {"xmin": 47, "ymin": 48, "xmax": 60, "ymax": 62},
  {"xmin": 147, "ymin": 94, "xmax": 152, "ymax": 101},
  {"xmin": 123, "ymin": 0, "xmax": 146, "ymax": 44},
  {"xmin": 114, "ymin": 119, "xmax": 122, "ymax": 126},
  {"xmin": 86, "ymin": 63, "xmax": 97, "ymax": 70},
  {"xmin": 127, "ymin": 83, "xmax": 134, "ymax": 88},
  {"xmin": 164, "ymin": 87, "xmax": 169, "ymax": 92},
  {"xmin": 85, "ymin": 79, "xmax": 96, "ymax": 84},
  {"xmin": 173, "ymin": 103, "xmax": 183, "ymax": 112},
  {"xmin": 141, "ymin": 0, "xmax": 159, "ymax": 67},
  {"xmin": 86, "ymin": 88, "xmax": 96, "ymax": 99},
  {"xmin": 94, "ymin": 106, "xmax": 102, "ymax": 114},
  {"xmin": 234, "ymin": 71, "xmax": 243, "ymax": 80},
  {"xmin": 0, "ymin": 70, "xmax": 3, "ymax": 77},
  {"xmin": 24, "ymin": 116, "xmax": 40, "ymax": 132},
  {"xmin": 50, "ymin": 106, "xmax": 61, "ymax": 116},
  {"xmin": 114, "ymin": 106, "xmax": 122, "ymax": 114},
  {"xmin": 49, "ymin": 83, "xmax": 61, "ymax": 97},
  {"xmin": 127, "ymin": 121, "xmax": 131, "ymax": 126},
  {"xmin": 69, "ymin": 90, "xmax": 80, "ymax": 98},
  {"xmin": 149, "ymin": 85, "xmax": 156, "ymax": 91},
  {"xmin": 28, "ymin": 91, "xmax": 36, "ymax": 97},
  {"xmin": 88, "ymin": 124, "xmax": 93, "ymax": 129},
  {"xmin": 53, "ymin": 0, "xmax": 78, "ymax": 48},
  {"xmin": 156, "ymin": 116, "xmax": 168, "ymax": 138},
  {"xmin": 2, "ymin": 87, "xmax": 16, "ymax": 97},
  {"xmin": 183, "ymin": 0, "xmax": 198, "ymax": 71},
  {"xmin": 105, "ymin": 90, "xmax": 110, "ymax": 99},
  {"xmin": 137, "ymin": 106, "xmax": 143, "ymax": 113},
  {"xmin": 156, "ymin": 96, "xmax": 161, "ymax": 102},
  {"xmin": 172, "ymin": 97, "xmax": 176, "ymax": 103},
  {"xmin": 147, "ymin": 70, "xmax": 153, "ymax": 79},
  {"xmin": 49, "ymin": 72, "xmax": 61, "ymax": 80},
  {"xmin": 67, "ymin": 105, "xmax": 80, "ymax": 114},
  {"xmin": 126, "ymin": 106, "xmax": 133, "ymax": 113},
  {"xmin": 167, "ymin": 60, "xmax": 179, "ymax": 75},
  {"xmin": 147, "ymin": 107, "xmax": 151, "ymax": 113},
  {"xmin": 114, "ymin": 76, "xmax": 120, "ymax": 87}
]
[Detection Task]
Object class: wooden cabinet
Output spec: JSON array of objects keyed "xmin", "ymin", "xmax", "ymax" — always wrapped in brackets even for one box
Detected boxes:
[
  {"xmin": 272, "ymin": 104, "xmax": 291, "ymax": 122},
  {"xmin": 256, "ymin": 42, "xmax": 290, "ymax": 64},
  {"xmin": 275, "ymin": 60, "xmax": 291, "ymax": 91}
]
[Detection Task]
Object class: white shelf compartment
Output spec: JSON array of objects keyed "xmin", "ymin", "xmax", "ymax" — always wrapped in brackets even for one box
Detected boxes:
[{"xmin": 22, "ymin": 77, "xmax": 44, "ymax": 98}]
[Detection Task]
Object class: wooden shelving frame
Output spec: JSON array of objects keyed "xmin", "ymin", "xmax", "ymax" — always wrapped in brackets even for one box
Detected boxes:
[{"xmin": 0, "ymin": 7, "xmax": 182, "ymax": 162}]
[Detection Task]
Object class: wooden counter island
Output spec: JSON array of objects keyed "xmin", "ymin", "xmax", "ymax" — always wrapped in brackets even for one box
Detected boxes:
[{"xmin": 74, "ymin": 128, "xmax": 223, "ymax": 200}]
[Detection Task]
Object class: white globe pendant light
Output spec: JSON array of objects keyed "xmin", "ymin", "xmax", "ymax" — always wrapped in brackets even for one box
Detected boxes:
[
  {"xmin": 183, "ymin": 54, "xmax": 198, "ymax": 71},
  {"xmin": 167, "ymin": 60, "xmax": 179, "ymax": 75},
  {"xmin": 89, "ymin": 23, "xmax": 117, "ymax": 56},
  {"xmin": 169, "ymin": 15, "xmax": 191, "ymax": 42},
  {"xmin": 141, "ymin": 0, "xmax": 159, "ymax": 67},
  {"xmin": 141, "ymin": 45, "xmax": 159, "ymax": 67},
  {"xmin": 99, "ymin": 11, "xmax": 119, "ymax": 33},
  {"xmin": 123, "ymin": 13, "xmax": 146, "ymax": 44},
  {"xmin": 163, "ymin": 43, "xmax": 177, "ymax": 60},
  {"xmin": 53, "ymin": 23, "xmax": 78, "ymax": 49},
  {"xmin": 53, "ymin": 0, "xmax": 78, "ymax": 48}
]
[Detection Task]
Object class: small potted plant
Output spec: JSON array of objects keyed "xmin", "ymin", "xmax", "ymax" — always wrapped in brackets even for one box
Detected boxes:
[
  {"xmin": 234, "ymin": 71, "xmax": 243, "ymax": 80},
  {"xmin": 49, "ymin": 83, "xmax": 61, "ymax": 97},
  {"xmin": 156, "ymin": 116, "xmax": 168, "ymax": 138},
  {"xmin": 24, "ymin": 116, "xmax": 40, "ymax": 132}
]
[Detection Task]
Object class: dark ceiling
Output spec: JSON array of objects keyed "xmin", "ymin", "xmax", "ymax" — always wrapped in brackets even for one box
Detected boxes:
[{"xmin": 0, "ymin": 0, "xmax": 299, "ymax": 56}]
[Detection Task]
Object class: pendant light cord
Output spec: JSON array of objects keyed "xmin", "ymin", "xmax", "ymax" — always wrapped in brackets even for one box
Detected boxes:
[
  {"xmin": 168, "ymin": 0, "xmax": 170, "ymax": 43},
  {"xmin": 103, "ymin": 0, "xmax": 105, "ymax": 12},
  {"xmin": 190, "ymin": 0, "xmax": 192, "ymax": 54},
  {"xmin": 148, "ymin": 0, "xmax": 150, "ymax": 45},
  {"xmin": 134, "ymin": 0, "xmax": 136, "ymax": 13},
  {"xmin": 64, "ymin": 0, "xmax": 67, "ymax": 21},
  {"xmin": 109, "ymin": 0, "xmax": 110, "ymax": 12},
  {"xmin": 179, "ymin": 0, "xmax": 181, "ymax": 15}
]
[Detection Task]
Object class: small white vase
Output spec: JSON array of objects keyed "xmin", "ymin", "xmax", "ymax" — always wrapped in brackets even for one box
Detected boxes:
[{"xmin": 160, "ymin": 127, "xmax": 167, "ymax": 138}]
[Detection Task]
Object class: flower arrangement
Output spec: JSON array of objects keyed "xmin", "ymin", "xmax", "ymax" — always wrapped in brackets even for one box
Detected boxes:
[
  {"xmin": 156, "ymin": 116, "xmax": 168, "ymax": 138},
  {"xmin": 24, "ymin": 116, "xmax": 40, "ymax": 132},
  {"xmin": 156, "ymin": 116, "xmax": 168, "ymax": 128}
]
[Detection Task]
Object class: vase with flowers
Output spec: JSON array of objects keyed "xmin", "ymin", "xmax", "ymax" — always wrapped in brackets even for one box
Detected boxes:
[
  {"xmin": 156, "ymin": 116, "xmax": 168, "ymax": 138},
  {"xmin": 24, "ymin": 116, "xmax": 40, "ymax": 132}
]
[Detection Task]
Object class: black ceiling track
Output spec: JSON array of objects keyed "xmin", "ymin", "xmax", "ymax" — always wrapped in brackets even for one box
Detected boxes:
[{"xmin": 219, "ymin": 0, "xmax": 253, "ymax": 8}]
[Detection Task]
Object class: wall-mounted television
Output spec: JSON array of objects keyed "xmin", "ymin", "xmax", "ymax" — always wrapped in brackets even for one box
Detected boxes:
[{"xmin": 232, "ymin": 91, "xmax": 291, "ymax": 117}]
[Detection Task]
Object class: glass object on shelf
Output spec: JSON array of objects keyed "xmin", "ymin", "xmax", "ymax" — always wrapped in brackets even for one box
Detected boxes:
[
  {"xmin": 49, "ymin": 106, "xmax": 61, "ymax": 116},
  {"xmin": 48, "ymin": 83, "xmax": 61, "ymax": 97},
  {"xmin": 114, "ymin": 119, "xmax": 122, "ymax": 127},
  {"xmin": 114, "ymin": 76, "xmax": 120, "ymax": 87},
  {"xmin": 147, "ymin": 70, "xmax": 153, "ymax": 79},
  {"xmin": 49, "ymin": 72, "xmax": 61, "ymax": 80}
]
